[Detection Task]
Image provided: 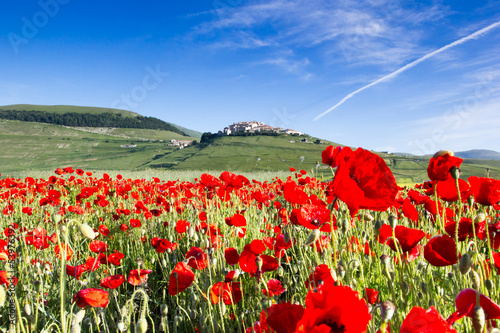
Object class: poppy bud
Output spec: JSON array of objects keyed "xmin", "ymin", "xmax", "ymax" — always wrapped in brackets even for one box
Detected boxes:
[
  {"xmin": 283, "ymin": 231, "xmax": 291, "ymax": 244},
  {"xmin": 359, "ymin": 212, "xmax": 374, "ymax": 222},
  {"xmin": 52, "ymin": 213, "xmax": 62, "ymax": 224},
  {"xmin": 188, "ymin": 227, "xmax": 195, "ymax": 238},
  {"xmin": 117, "ymin": 321, "xmax": 126, "ymax": 332},
  {"xmin": 474, "ymin": 213, "xmax": 486, "ymax": 223},
  {"xmin": 71, "ymin": 325, "xmax": 81, "ymax": 333},
  {"xmin": 416, "ymin": 261, "xmax": 426, "ymax": 271},
  {"xmin": 380, "ymin": 300, "xmax": 396, "ymax": 323},
  {"xmin": 374, "ymin": 220, "xmax": 384, "ymax": 236},
  {"xmin": 450, "ymin": 166, "xmax": 461, "ymax": 181},
  {"xmin": 256, "ymin": 256, "xmax": 263, "ymax": 270},
  {"xmin": 380, "ymin": 254, "xmax": 391, "ymax": 268},
  {"xmin": 337, "ymin": 264, "xmax": 345, "ymax": 279},
  {"xmin": 459, "ymin": 253, "xmax": 472, "ymax": 275},
  {"xmin": 160, "ymin": 304, "xmax": 168, "ymax": 317},
  {"xmin": 388, "ymin": 215, "xmax": 397, "ymax": 229},
  {"xmin": 469, "ymin": 270, "xmax": 481, "ymax": 290},
  {"xmin": 472, "ymin": 305, "xmax": 485, "ymax": 333},
  {"xmin": 485, "ymin": 279, "xmax": 494, "ymax": 292},
  {"xmin": 304, "ymin": 229, "xmax": 320, "ymax": 246},
  {"xmin": 0, "ymin": 286, "xmax": 5, "ymax": 307},
  {"xmin": 277, "ymin": 266, "xmax": 284, "ymax": 277},
  {"xmin": 135, "ymin": 317, "xmax": 148, "ymax": 333},
  {"xmin": 80, "ymin": 223, "xmax": 97, "ymax": 240},
  {"xmin": 24, "ymin": 303, "xmax": 32, "ymax": 317},
  {"xmin": 420, "ymin": 282, "xmax": 428, "ymax": 294}
]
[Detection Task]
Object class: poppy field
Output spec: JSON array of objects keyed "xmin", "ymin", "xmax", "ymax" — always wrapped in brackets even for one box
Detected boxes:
[{"xmin": 1, "ymin": 146, "xmax": 500, "ymax": 333}]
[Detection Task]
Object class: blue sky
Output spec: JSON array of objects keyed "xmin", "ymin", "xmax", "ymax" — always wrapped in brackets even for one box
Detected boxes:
[{"xmin": 1, "ymin": 0, "xmax": 499, "ymax": 155}]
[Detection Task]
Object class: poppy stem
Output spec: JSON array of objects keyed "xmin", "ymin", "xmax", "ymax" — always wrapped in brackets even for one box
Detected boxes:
[{"xmin": 454, "ymin": 178, "xmax": 463, "ymax": 264}]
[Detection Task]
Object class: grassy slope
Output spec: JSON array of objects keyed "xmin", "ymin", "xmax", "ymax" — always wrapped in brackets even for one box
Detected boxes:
[
  {"xmin": 0, "ymin": 120, "xmax": 191, "ymax": 174},
  {"xmin": 1, "ymin": 119, "xmax": 499, "ymax": 183}
]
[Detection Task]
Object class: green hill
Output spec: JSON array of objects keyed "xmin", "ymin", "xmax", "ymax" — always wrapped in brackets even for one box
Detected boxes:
[
  {"xmin": 0, "ymin": 104, "xmax": 140, "ymax": 117},
  {"xmin": 0, "ymin": 105, "xmax": 499, "ymax": 183}
]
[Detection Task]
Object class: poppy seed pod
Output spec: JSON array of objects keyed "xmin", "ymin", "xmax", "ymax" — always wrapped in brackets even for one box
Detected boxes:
[
  {"xmin": 380, "ymin": 300, "xmax": 396, "ymax": 323},
  {"xmin": 459, "ymin": 253, "xmax": 473, "ymax": 275},
  {"xmin": 80, "ymin": 223, "xmax": 97, "ymax": 240},
  {"xmin": 472, "ymin": 305, "xmax": 485, "ymax": 333}
]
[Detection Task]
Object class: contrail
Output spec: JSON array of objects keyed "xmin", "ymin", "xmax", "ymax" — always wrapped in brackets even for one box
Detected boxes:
[{"xmin": 314, "ymin": 20, "xmax": 500, "ymax": 121}]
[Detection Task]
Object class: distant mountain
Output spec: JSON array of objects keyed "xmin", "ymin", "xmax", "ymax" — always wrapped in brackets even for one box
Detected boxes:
[{"xmin": 455, "ymin": 149, "xmax": 500, "ymax": 160}]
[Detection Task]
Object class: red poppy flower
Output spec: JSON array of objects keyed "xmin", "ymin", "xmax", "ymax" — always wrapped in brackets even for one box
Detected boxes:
[
  {"xmin": 263, "ymin": 279, "xmax": 286, "ymax": 297},
  {"xmin": 436, "ymin": 178, "xmax": 470, "ymax": 202},
  {"xmin": 424, "ymin": 234, "xmax": 457, "ymax": 267},
  {"xmin": 427, "ymin": 152, "xmax": 463, "ymax": 182},
  {"xmin": 444, "ymin": 217, "xmax": 486, "ymax": 242},
  {"xmin": 295, "ymin": 280, "xmax": 371, "ymax": 332},
  {"xmin": 130, "ymin": 218, "xmax": 141, "ymax": 228},
  {"xmin": 365, "ymin": 288, "xmax": 379, "ymax": 305},
  {"xmin": 169, "ymin": 262, "xmax": 195, "ymax": 296},
  {"xmin": 493, "ymin": 252, "xmax": 500, "ymax": 274},
  {"xmin": 224, "ymin": 247, "xmax": 240, "ymax": 266},
  {"xmin": 293, "ymin": 204, "xmax": 335, "ymax": 232},
  {"xmin": 239, "ymin": 245, "xmax": 278, "ymax": 276},
  {"xmin": 120, "ymin": 223, "xmax": 129, "ymax": 232},
  {"xmin": 73, "ymin": 288, "xmax": 109, "ymax": 309},
  {"xmin": 321, "ymin": 145, "xmax": 351, "ymax": 168},
  {"xmin": 283, "ymin": 180, "xmax": 309, "ymax": 205},
  {"xmin": 100, "ymin": 275, "xmax": 125, "ymax": 289},
  {"xmin": 448, "ymin": 289, "xmax": 500, "ymax": 325},
  {"xmin": 378, "ymin": 225, "xmax": 425, "ymax": 253},
  {"xmin": 468, "ymin": 176, "xmax": 500, "ymax": 206},
  {"xmin": 54, "ymin": 243, "xmax": 73, "ymax": 261},
  {"xmin": 98, "ymin": 225, "xmax": 110, "ymax": 236},
  {"xmin": 305, "ymin": 264, "xmax": 336, "ymax": 289},
  {"xmin": 185, "ymin": 247, "xmax": 208, "ymax": 270},
  {"xmin": 107, "ymin": 252, "xmax": 125, "ymax": 266},
  {"xmin": 401, "ymin": 306, "xmax": 456, "ymax": 333},
  {"xmin": 331, "ymin": 147, "xmax": 399, "ymax": 217},
  {"xmin": 89, "ymin": 240, "xmax": 108, "ymax": 253},
  {"xmin": 0, "ymin": 270, "xmax": 18, "ymax": 286},
  {"xmin": 274, "ymin": 233, "xmax": 293, "ymax": 258},
  {"xmin": 175, "ymin": 219, "xmax": 190, "ymax": 234},
  {"xmin": 210, "ymin": 281, "xmax": 243, "ymax": 305},
  {"xmin": 266, "ymin": 302, "xmax": 305, "ymax": 333},
  {"xmin": 66, "ymin": 264, "xmax": 87, "ymax": 280},
  {"xmin": 84, "ymin": 257, "xmax": 101, "ymax": 272},
  {"xmin": 227, "ymin": 213, "xmax": 247, "ymax": 227},
  {"xmin": 402, "ymin": 198, "xmax": 419, "ymax": 223},
  {"xmin": 128, "ymin": 269, "xmax": 153, "ymax": 286}
]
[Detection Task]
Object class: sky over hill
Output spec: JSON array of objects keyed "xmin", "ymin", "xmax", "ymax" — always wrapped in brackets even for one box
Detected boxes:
[{"xmin": 1, "ymin": 1, "xmax": 499, "ymax": 155}]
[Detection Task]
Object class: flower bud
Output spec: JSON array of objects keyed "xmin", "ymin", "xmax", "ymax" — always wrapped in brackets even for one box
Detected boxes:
[
  {"xmin": 117, "ymin": 321, "xmax": 126, "ymax": 332},
  {"xmin": 304, "ymin": 229, "xmax": 320, "ymax": 246},
  {"xmin": 388, "ymin": 215, "xmax": 398, "ymax": 229},
  {"xmin": 135, "ymin": 318, "xmax": 148, "ymax": 333},
  {"xmin": 450, "ymin": 166, "xmax": 460, "ymax": 180},
  {"xmin": 472, "ymin": 305, "xmax": 485, "ymax": 333},
  {"xmin": 374, "ymin": 220, "xmax": 384, "ymax": 236},
  {"xmin": 359, "ymin": 212, "xmax": 374, "ymax": 222},
  {"xmin": 485, "ymin": 279, "xmax": 494, "ymax": 292},
  {"xmin": 24, "ymin": 303, "xmax": 32, "ymax": 317},
  {"xmin": 283, "ymin": 232, "xmax": 291, "ymax": 244},
  {"xmin": 474, "ymin": 213, "xmax": 486, "ymax": 224},
  {"xmin": 52, "ymin": 213, "xmax": 62, "ymax": 224},
  {"xmin": 380, "ymin": 300, "xmax": 396, "ymax": 323},
  {"xmin": 160, "ymin": 304, "xmax": 168, "ymax": 317},
  {"xmin": 469, "ymin": 270, "xmax": 481, "ymax": 290},
  {"xmin": 80, "ymin": 223, "xmax": 97, "ymax": 240},
  {"xmin": 0, "ymin": 286, "xmax": 5, "ymax": 307},
  {"xmin": 459, "ymin": 253, "xmax": 472, "ymax": 275}
]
